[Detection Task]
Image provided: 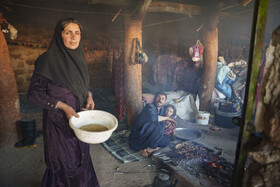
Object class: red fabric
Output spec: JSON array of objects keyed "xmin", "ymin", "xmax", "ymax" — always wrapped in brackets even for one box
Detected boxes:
[
  {"xmin": 199, "ymin": 45, "xmax": 204, "ymax": 54},
  {"xmin": 112, "ymin": 51, "xmax": 126, "ymax": 122},
  {"xmin": 255, "ymin": 59, "xmax": 266, "ymax": 110},
  {"xmin": 172, "ymin": 62, "xmax": 201, "ymax": 93},
  {"xmin": 164, "ymin": 120, "xmax": 176, "ymax": 135},
  {"xmin": 153, "ymin": 55, "xmax": 181, "ymax": 89}
]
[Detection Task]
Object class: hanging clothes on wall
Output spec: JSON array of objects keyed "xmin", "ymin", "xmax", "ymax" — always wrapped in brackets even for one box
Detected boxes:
[
  {"xmin": 189, "ymin": 40, "xmax": 204, "ymax": 62},
  {"xmin": 112, "ymin": 50, "xmax": 126, "ymax": 122}
]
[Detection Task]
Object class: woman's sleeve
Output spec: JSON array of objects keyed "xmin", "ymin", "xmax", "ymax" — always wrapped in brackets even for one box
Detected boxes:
[{"xmin": 27, "ymin": 73, "xmax": 59, "ymax": 111}]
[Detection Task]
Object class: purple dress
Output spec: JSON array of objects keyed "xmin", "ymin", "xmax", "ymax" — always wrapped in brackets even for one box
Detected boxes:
[{"xmin": 28, "ymin": 73, "xmax": 99, "ymax": 187}]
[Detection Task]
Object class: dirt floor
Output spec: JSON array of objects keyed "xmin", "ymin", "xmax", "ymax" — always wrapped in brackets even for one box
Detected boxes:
[
  {"xmin": 0, "ymin": 90, "xmax": 187, "ymax": 187},
  {"xmin": 0, "ymin": 111, "xmax": 187, "ymax": 187},
  {"xmin": 0, "ymin": 89, "xmax": 240, "ymax": 187}
]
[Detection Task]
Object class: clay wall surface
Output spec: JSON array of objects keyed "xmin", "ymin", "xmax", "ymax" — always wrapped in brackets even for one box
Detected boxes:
[
  {"xmin": 8, "ymin": 45, "xmax": 46, "ymax": 92},
  {"xmin": 6, "ymin": 25, "xmax": 113, "ymax": 92},
  {"xmin": 5, "ymin": 19, "xmax": 252, "ymax": 92},
  {"xmin": 3, "ymin": 1, "xmax": 278, "ymax": 92},
  {"xmin": 8, "ymin": 44, "xmax": 112, "ymax": 92}
]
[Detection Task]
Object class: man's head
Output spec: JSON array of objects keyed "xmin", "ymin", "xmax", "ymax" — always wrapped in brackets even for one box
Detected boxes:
[{"xmin": 154, "ymin": 92, "xmax": 167, "ymax": 109}]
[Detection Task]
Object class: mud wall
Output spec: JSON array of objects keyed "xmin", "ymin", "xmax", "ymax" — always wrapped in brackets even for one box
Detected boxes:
[
  {"xmin": 3, "ymin": 2, "xmax": 278, "ymax": 92},
  {"xmin": 6, "ymin": 18, "xmax": 253, "ymax": 93},
  {"xmin": 6, "ymin": 25, "xmax": 114, "ymax": 92}
]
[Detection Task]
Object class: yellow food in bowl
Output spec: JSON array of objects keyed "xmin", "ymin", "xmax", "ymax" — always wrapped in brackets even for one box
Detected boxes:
[{"xmin": 79, "ymin": 124, "xmax": 109, "ymax": 132}]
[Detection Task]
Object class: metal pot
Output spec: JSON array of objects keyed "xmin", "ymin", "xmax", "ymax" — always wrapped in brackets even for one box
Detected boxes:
[{"xmin": 152, "ymin": 173, "xmax": 177, "ymax": 187}]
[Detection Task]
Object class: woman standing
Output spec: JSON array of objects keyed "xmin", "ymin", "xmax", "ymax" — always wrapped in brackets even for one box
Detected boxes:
[{"xmin": 28, "ymin": 18, "xmax": 99, "ymax": 187}]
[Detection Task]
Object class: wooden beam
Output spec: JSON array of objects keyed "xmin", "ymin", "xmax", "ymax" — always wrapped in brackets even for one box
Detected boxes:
[
  {"xmin": 88, "ymin": 0, "xmax": 231, "ymax": 17},
  {"xmin": 198, "ymin": 2, "xmax": 222, "ymax": 111},
  {"xmin": 199, "ymin": 28, "xmax": 218, "ymax": 111},
  {"xmin": 238, "ymin": 0, "xmax": 253, "ymax": 6},
  {"xmin": 89, "ymin": 0, "xmax": 203, "ymax": 15},
  {"xmin": 148, "ymin": 2, "xmax": 202, "ymax": 16},
  {"xmin": 123, "ymin": 0, "xmax": 151, "ymax": 126},
  {"xmin": 89, "ymin": 0, "xmax": 137, "ymax": 10}
]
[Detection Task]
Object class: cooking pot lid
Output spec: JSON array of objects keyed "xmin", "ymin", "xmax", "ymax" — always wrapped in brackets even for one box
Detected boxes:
[
  {"xmin": 158, "ymin": 173, "xmax": 170, "ymax": 181},
  {"xmin": 174, "ymin": 128, "xmax": 201, "ymax": 141}
]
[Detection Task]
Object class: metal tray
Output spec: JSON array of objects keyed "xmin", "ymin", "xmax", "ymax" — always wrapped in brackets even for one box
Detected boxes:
[{"xmin": 174, "ymin": 127, "xmax": 201, "ymax": 141}]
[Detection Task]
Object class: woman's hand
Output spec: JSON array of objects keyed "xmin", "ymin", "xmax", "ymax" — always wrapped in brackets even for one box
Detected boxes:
[
  {"xmin": 56, "ymin": 101, "xmax": 79, "ymax": 119},
  {"xmin": 82, "ymin": 92, "xmax": 95, "ymax": 111}
]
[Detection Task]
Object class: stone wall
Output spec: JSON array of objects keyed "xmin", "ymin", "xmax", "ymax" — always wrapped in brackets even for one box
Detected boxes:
[
  {"xmin": 8, "ymin": 44, "xmax": 112, "ymax": 92},
  {"xmin": 6, "ymin": 34, "xmax": 250, "ymax": 93},
  {"xmin": 8, "ymin": 45, "xmax": 46, "ymax": 92},
  {"xmin": 4, "ymin": 12, "xmax": 255, "ymax": 93},
  {"xmin": 86, "ymin": 50, "xmax": 113, "ymax": 89}
]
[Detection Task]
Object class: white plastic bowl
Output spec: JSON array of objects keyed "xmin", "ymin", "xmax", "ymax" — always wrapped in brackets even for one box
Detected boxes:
[{"xmin": 69, "ymin": 110, "xmax": 118, "ymax": 144}]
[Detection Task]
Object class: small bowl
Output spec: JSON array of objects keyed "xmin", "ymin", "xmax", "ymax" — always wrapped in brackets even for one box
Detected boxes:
[{"xmin": 69, "ymin": 110, "xmax": 118, "ymax": 144}]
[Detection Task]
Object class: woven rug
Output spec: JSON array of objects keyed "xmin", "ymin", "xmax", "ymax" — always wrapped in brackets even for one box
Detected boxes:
[{"xmin": 101, "ymin": 129, "xmax": 144, "ymax": 163}]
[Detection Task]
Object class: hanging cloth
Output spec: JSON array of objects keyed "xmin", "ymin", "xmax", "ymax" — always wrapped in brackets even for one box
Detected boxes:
[
  {"xmin": 189, "ymin": 40, "xmax": 204, "ymax": 62},
  {"xmin": 112, "ymin": 49, "xmax": 126, "ymax": 122}
]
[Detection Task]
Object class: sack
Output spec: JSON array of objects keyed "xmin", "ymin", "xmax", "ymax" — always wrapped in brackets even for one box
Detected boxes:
[
  {"xmin": 165, "ymin": 91, "xmax": 199, "ymax": 122},
  {"xmin": 131, "ymin": 38, "xmax": 148, "ymax": 64}
]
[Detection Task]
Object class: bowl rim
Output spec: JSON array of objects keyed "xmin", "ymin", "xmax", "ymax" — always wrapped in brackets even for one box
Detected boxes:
[{"xmin": 69, "ymin": 110, "xmax": 118, "ymax": 134}]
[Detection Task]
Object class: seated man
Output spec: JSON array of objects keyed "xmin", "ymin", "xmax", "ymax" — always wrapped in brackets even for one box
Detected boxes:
[{"xmin": 129, "ymin": 92, "xmax": 175, "ymax": 157}]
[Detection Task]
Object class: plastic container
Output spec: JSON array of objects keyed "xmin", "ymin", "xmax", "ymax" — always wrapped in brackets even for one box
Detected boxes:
[
  {"xmin": 209, "ymin": 114, "xmax": 215, "ymax": 125},
  {"xmin": 219, "ymin": 99, "xmax": 241, "ymax": 113},
  {"xmin": 214, "ymin": 108, "xmax": 241, "ymax": 128},
  {"xmin": 196, "ymin": 111, "xmax": 210, "ymax": 125},
  {"xmin": 69, "ymin": 110, "xmax": 118, "ymax": 144}
]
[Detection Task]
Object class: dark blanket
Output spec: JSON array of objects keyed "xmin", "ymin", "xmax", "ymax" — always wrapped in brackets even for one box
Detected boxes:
[
  {"xmin": 129, "ymin": 103, "xmax": 165, "ymax": 151},
  {"xmin": 153, "ymin": 55, "xmax": 201, "ymax": 93}
]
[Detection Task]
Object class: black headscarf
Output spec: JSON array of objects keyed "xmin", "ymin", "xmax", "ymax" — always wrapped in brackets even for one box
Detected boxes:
[{"xmin": 34, "ymin": 18, "xmax": 89, "ymax": 106}]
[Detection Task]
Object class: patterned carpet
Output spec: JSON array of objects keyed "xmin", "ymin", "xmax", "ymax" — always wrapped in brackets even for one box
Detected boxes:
[{"xmin": 101, "ymin": 129, "xmax": 143, "ymax": 163}]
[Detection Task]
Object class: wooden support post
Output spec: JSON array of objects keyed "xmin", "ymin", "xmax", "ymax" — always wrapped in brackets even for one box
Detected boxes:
[
  {"xmin": 123, "ymin": 0, "xmax": 151, "ymax": 126},
  {"xmin": 231, "ymin": 0, "xmax": 269, "ymax": 186},
  {"xmin": 0, "ymin": 27, "xmax": 21, "ymax": 147},
  {"xmin": 198, "ymin": 2, "xmax": 221, "ymax": 111},
  {"xmin": 243, "ymin": 24, "xmax": 280, "ymax": 187}
]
